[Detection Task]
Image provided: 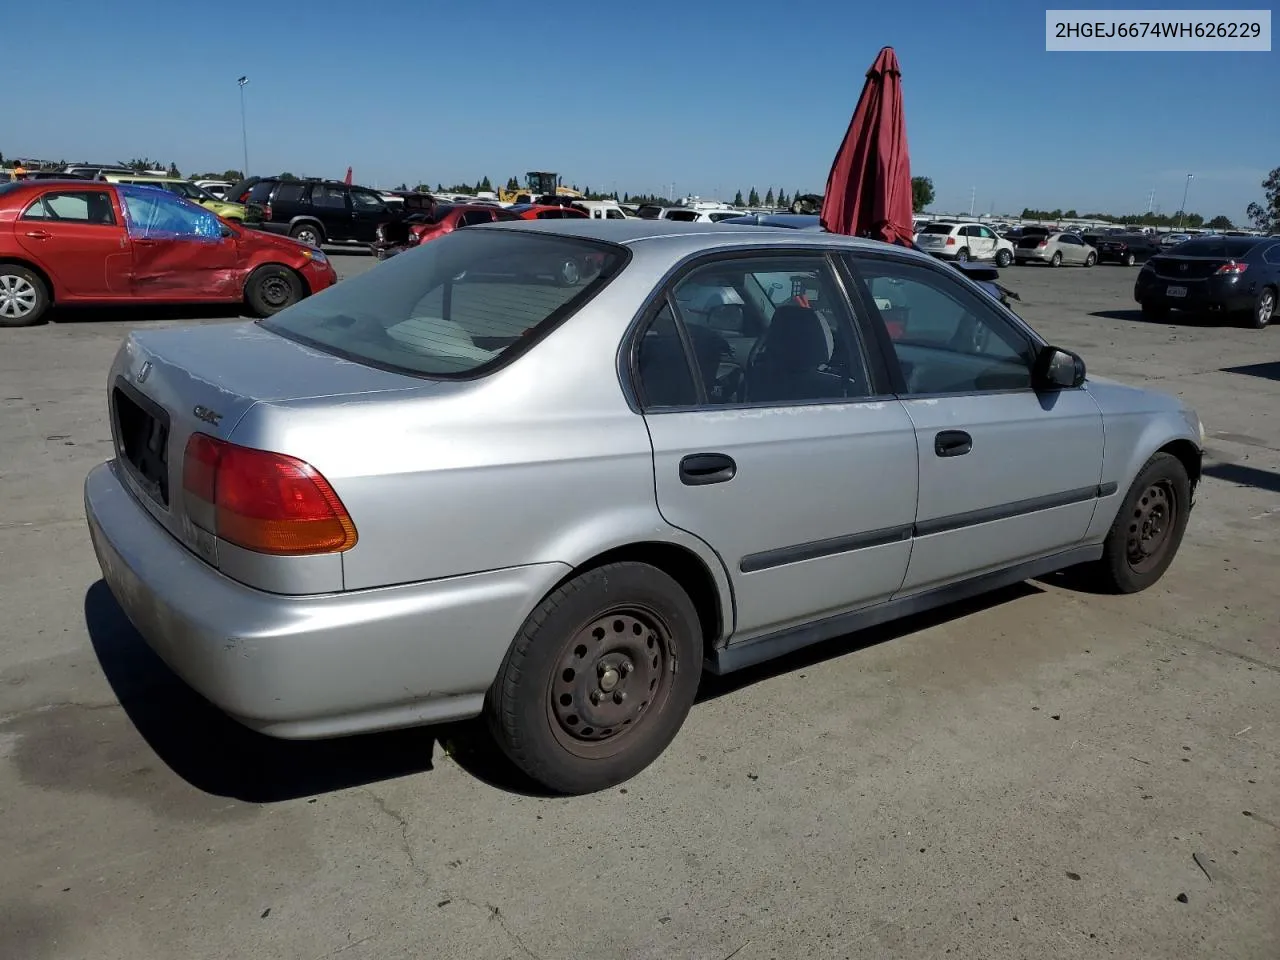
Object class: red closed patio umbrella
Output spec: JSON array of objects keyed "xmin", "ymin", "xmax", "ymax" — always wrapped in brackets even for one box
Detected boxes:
[
  {"xmin": 344, "ymin": 166, "xmax": 353, "ymax": 185},
  {"xmin": 819, "ymin": 46, "xmax": 914, "ymax": 246}
]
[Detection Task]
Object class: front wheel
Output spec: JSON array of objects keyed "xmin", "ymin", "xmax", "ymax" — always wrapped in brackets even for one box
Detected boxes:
[
  {"xmin": 486, "ymin": 562, "xmax": 703, "ymax": 795},
  {"xmin": 995, "ymin": 248, "xmax": 1012, "ymax": 268},
  {"xmin": 1083, "ymin": 453, "xmax": 1190, "ymax": 593},
  {"xmin": 244, "ymin": 265, "xmax": 303, "ymax": 316},
  {"xmin": 1125, "ymin": 253, "xmax": 1136, "ymax": 266}
]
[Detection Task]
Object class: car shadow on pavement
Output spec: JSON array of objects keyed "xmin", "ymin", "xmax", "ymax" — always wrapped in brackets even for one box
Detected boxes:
[
  {"xmin": 1088, "ymin": 309, "xmax": 1213, "ymax": 326},
  {"xmin": 51, "ymin": 303, "xmax": 246, "ymax": 325},
  {"xmin": 84, "ymin": 580, "xmax": 444, "ymax": 803},
  {"xmin": 1203, "ymin": 461, "xmax": 1280, "ymax": 494},
  {"xmin": 1221, "ymin": 360, "xmax": 1280, "ymax": 382},
  {"xmin": 696, "ymin": 582, "xmax": 1042, "ymax": 702},
  {"xmin": 85, "ymin": 580, "xmax": 1047, "ymax": 801}
]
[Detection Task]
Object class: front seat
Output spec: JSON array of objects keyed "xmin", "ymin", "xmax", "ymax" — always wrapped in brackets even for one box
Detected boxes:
[{"xmin": 746, "ymin": 304, "xmax": 839, "ymax": 403}]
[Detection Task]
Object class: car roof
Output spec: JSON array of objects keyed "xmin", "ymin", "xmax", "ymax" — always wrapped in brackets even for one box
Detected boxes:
[{"xmin": 486, "ymin": 217, "xmax": 924, "ymax": 255}]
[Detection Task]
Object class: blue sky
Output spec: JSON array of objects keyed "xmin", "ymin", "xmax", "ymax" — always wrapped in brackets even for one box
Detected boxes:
[{"xmin": 6, "ymin": 1, "xmax": 1276, "ymax": 219}]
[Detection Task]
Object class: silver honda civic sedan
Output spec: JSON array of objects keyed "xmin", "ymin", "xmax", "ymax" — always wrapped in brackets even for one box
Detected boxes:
[{"xmin": 85, "ymin": 219, "xmax": 1205, "ymax": 794}]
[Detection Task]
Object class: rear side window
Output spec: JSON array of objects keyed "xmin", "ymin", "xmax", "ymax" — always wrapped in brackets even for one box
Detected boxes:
[
  {"xmin": 663, "ymin": 210, "xmax": 699, "ymax": 222},
  {"xmin": 922, "ymin": 223, "xmax": 955, "ymax": 235},
  {"xmin": 21, "ymin": 190, "xmax": 117, "ymax": 225},
  {"xmin": 311, "ymin": 185, "xmax": 348, "ymax": 209},
  {"xmin": 273, "ymin": 182, "xmax": 306, "ymax": 204},
  {"xmin": 261, "ymin": 230, "xmax": 628, "ymax": 377},
  {"xmin": 247, "ymin": 181, "xmax": 275, "ymax": 203}
]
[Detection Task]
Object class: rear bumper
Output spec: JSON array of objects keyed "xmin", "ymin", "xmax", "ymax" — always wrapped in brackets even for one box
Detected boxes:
[
  {"xmin": 85, "ymin": 460, "xmax": 568, "ymax": 739},
  {"xmin": 1133, "ymin": 275, "xmax": 1255, "ymax": 312}
]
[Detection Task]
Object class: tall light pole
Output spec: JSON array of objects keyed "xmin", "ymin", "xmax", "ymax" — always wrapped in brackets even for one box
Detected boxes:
[
  {"xmin": 237, "ymin": 76, "xmax": 250, "ymax": 177},
  {"xmin": 1177, "ymin": 173, "xmax": 1194, "ymax": 229}
]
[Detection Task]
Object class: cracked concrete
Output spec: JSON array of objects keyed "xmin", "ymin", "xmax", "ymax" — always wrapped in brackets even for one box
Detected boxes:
[{"xmin": 1, "ymin": 257, "xmax": 1277, "ymax": 959}]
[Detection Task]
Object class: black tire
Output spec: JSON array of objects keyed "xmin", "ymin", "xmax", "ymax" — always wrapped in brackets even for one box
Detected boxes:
[
  {"xmin": 486, "ymin": 562, "xmax": 703, "ymax": 795},
  {"xmin": 244, "ymin": 264, "xmax": 303, "ymax": 317},
  {"xmin": 995, "ymin": 248, "xmax": 1012, "ymax": 268},
  {"xmin": 1125, "ymin": 253, "xmax": 1136, "ymax": 266},
  {"xmin": 1050, "ymin": 251, "xmax": 1063, "ymax": 267},
  {"xmin": 1084, "ymin": 252, "xmax": 1096, "ymax": 267},
  {"xmin": 0, "ymin": 264, "xmax": 50, "ymax": 327},
  {"xmin": 1246, "ymin": 286, "xmax": 1275, "ymax": 330},
  {"xmin": 1085, "ymin": 453, "xmax": 1190, "ymax": 594},
  {"xmin": 955, "ymin": 247, "xmax": 970, "ymax": 263},
  {"xmin": 289, "ymin": 222, "xmax": 324, "ymax": 247},
  {"xmin": 1140, "ymin": 302, "xmax": 1169, "ymax": 320}
]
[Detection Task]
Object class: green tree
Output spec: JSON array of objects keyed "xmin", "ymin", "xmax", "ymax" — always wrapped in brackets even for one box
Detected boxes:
[
  {"xmin": 1246, "ymin": 166, "xmax": 1280, "ymax": 233},
  {"xmin": 506, "ymin": 176, "xmax": 519, "ymax": 191},
  {"xmin": 911, "ymin": 176, "xmax": 935, "ymax": 212},
  {"xmin": 437, "ymin": 183, "xmax": 444, "ymax": 192},
  {"xmin": 279, "ymin": 171, "xmax": 299, "ymax": 181},
  {"xmin": 1207, "ymin": 215, "xmax": 1234, "ymax": 230},
  {"xmin": 776, "ymin": 190, "xmax": 788, "ymax": 208},
  {"xmin": 167, "ymin": 162, "xmax": 181, "ymax": 178},
  {"xmin": 748, "ymin": 186, "xmax": 760, "ymax": 206},
  {"xmin": 479, "ymin": 175, "xmax": 493, "ymax": 192},
  {"xmin": 734, "ymin": 189, "xmax": 744, "ymax": 207},
  {"xmin": 1063, "ymin": 209, "xmax": 1078, "ymax": 219},
  {"xmin": 764, "ymin": 187, "xmax": 775, "ymax": 206},
  {"xmin": 413, "ymin": 183, "xmax": 431, "ymax": 193}
]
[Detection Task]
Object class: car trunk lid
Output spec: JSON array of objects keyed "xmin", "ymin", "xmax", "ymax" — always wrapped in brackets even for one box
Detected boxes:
[
  {"xmin": 106, "ymin": 321, "xmax": 427, "ymax": 567},
  {"xmin": 1148, "ymin": 254, "xmax": 1228, "ymax": 280}
]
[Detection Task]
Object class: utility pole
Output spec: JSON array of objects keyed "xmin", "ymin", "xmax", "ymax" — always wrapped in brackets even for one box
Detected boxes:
[
  {"xmin": 1146, "ymin": 187, "xmax": 1155, "ymax": 212},
  {"xmin": 1177, "ymin": 173, "xmax": 1194, "ymax": 229},
  {"xmin": 237, "ymin": 76, "xmax": 250, "ymax": 177},
  {"xmin": 969, "ymin": 186, "xmax": 976, "ymax": 217}
]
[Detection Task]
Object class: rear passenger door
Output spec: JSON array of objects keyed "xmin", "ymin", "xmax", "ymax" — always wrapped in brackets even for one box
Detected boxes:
[
  {"xmin": 16, "ymin": 188, "xmax": 132, "ymax": 297},
  {"xmin": 845, "ymin": 252, "xmax": 1104, "ymax": 594},
  {"xmin": 634, "ymin": 252, "xmax": 919, "ymax": 642},
  {"xmin": 309, "ymin": 184, "xmax": 352, "ymax": 240}
]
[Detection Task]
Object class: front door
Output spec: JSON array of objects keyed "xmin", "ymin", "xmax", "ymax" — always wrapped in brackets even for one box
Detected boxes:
[
  {"xmin": 15, "ymin": 188, "xmax": 131, "ymax": 297},
  {"xmin": 118, "ymin": 186, "xmax": 239, "ymax": 299},
  {"xmin": 348, "ymin": 187, "xmax": 391, "ymax": 243},
  {"xmin": 847, "ymin": 253, "xmax": 1104, "ymax": 594},
  {"xmin": 636, "ymin": 252, "xmax": 918, "ymax": 641}
]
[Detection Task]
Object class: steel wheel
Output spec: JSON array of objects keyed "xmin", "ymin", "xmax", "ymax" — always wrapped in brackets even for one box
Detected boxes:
[
  {"xmin": 547, "ymin": 606, "xmax": 675, "ymax": 758},
  {"xmin": 259, "ymin": 274, "xmax": 294, "ymax": 309},
  {"xmin": 0, "ymin": 274, "xmax": 38, "ymax": 321},
  {"xmin": 1050, "ymin": 251, "xmax": 1063, "ymax": 267},
  {"xmin": 1126, "ymin": 480, "xmax": 1177, "ymax": 574}
]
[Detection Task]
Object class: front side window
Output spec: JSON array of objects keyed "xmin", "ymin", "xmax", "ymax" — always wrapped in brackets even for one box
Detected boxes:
[
  {"xmin": 653, "ymin": 256, "xmax": 871, "ymax": 407},
  {"xmin": 118, "ymin": 185, "xmax": 222, "ymax": 239},
  {"xmin": 311, "ymin": 185, "xmax": 348, "ymax": 210},
  {"xmin": 852, "ymin": 256, "xmax": 1037, "ymax": 395},
  {"xmin": 350, "ymin": 189, "xmax": 386, "ymax": 211},
  {"xmin": 21, "ymin": 190, "xmax": 117, "ymax": 225},
  {"xmin": 261, "ymin": 229, "xmax": 627, "ymax": 378}
]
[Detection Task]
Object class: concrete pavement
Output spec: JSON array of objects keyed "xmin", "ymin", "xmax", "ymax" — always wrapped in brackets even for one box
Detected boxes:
[{"xmin": 1, "ymin": 256, "xmax": 1277, "ymax": 959}]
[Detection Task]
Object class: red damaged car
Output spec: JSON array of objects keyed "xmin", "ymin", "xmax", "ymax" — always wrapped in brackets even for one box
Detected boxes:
[{"xmin": 0, "ymin": 179, "xmax": 336, "ymax": 327}]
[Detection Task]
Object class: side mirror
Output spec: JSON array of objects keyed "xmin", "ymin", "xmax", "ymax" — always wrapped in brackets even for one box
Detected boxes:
[{"xmin": 1034, "ymin": 345, "xmax": 1086, "ymax": 389}]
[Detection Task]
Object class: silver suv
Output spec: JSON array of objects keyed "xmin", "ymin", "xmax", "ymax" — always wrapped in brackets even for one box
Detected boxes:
[{"xmin": 85, "ymin": 220, "xmax": 1204, "ymax": 794}]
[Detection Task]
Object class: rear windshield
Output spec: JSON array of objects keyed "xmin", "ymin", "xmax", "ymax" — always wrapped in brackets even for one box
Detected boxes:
[
  {"xmin": 637, "ymin": 205, "xmax": 663, "ymax": 219},
  {"xmin": 1170, "ymin": 238, "xmax": 1259, "ymax": 258},
  {"xmin": 663, "ymin": 209, "xmax": 699, "ymax": 222},
  {"xmin": 921, "ymin": 223, "xmax": 955, "ymax": 235},
  {"xmin": 261, "ymin": 229, "xmax": 628, "ymax": 378}
]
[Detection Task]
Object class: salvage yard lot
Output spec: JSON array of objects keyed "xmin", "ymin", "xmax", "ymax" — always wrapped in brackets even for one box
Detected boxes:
[{"xmin": 2, "ymin": 254, "xmax": 1277, "ymax": 960}]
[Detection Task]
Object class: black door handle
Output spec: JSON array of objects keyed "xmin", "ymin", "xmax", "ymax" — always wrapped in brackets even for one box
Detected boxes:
[
  {"xmin": 679, "ymin": 452, "xmax": 737, "ymax": 485},
  {"xmin": 934, "ymin": 430, "xmax": 973, "ymax": 457}
]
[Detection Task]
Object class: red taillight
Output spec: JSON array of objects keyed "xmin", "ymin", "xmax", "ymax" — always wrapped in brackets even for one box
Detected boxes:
[
  {"xmin": 1215, "ymin": 261, "xmax": 1248, "ymax": 275},
  {"xmin": 1037, "ymin": 240, "xmax": 1048, "ymax": 248},
  {"xmin": 182, "ymin": 434, "xmax": 357, "ymax": 556},
  {"xmin": 261, "ymin": 204, "xmax": 273, "ymax": 220},
  {"xmin": 945, "ymin": 236, "xmax": 955, "ymax": 246}
]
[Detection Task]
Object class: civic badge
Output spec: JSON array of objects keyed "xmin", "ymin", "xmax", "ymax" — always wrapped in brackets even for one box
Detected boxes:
[{"xmin": 136, "ymin": 360, "xmax": 152, "ymax": 383}]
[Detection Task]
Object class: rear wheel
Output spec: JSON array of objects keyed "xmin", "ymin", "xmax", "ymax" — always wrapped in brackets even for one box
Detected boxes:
[
  {"xmin": 1084, "ymin": 252, "xmax": 1096, "ymax": 267},
  {"xmin": 1083, "ymin": 453, "xmax": 1190, "ymax": 593},
  {"xmin": 955, "ymin": 247, "xmax": 970, "ymax": 263},
  {"xmin": 244, "ymin": 265, "xmax": 303, "ymax": 316},
  {"xmin": 1050, "ymin": 251, "xmax": 1063, "ymax": 267},
  {"xmin": 486, "ymin": 562, "xmax": 703, "ymax": 795},
  {"xmin": 1247, "ymin": 286, "xmax": 1275, "ymax": 329},
  {"xmin": 0, "ymin": 265, "xmax": 49, "ymax": 327},
  {"xmin": 995, "ymin": 248, "xmax": 1012, "ymax": 268},
  {"xmin": 290, "ymin": 222, "xmax": 324, "ymax": 247}
]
